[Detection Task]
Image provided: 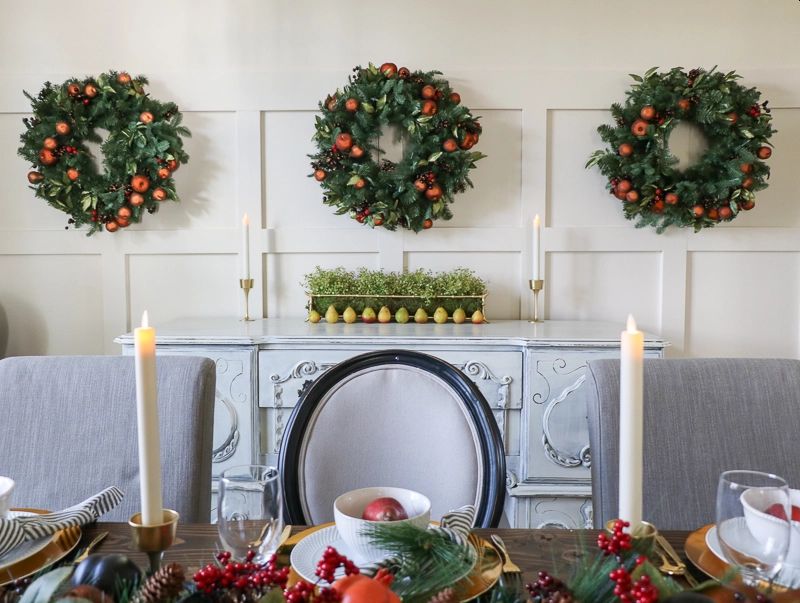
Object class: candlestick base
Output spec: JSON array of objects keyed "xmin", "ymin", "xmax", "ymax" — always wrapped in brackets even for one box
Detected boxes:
[
  {"xmin": 529, "ymin": 279, "xmax": 544, "ymax": 323},
  {"xmin": 240, "ymin": 278, "xmax": 255, "ymax": 322},
  {"xmin": 605, "ymin": 519, "xmax": 657, "ymax": 556},
  {"xmin": 129, "ymin": 509, "xmax": 179, "ymax": 573}
]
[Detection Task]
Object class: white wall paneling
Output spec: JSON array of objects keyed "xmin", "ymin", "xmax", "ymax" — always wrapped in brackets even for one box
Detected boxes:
[{"xmin": 2, "ymin": 0, "xmax": 800, "ymax": 357}]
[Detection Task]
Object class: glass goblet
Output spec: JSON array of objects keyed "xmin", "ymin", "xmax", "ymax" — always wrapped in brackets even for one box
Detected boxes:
[
  {"xmin": 218, "ymin": 465, "xmax": 284, "ymax": 562},
  {"xmin": 716, "ymin": 469, "xmax": 791, "ymax": 589}
]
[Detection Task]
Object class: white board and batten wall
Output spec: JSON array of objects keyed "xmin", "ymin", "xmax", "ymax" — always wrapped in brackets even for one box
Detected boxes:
[{"xmin": 2, "ymin": 0, "xmax": 800, "ymax": 358}]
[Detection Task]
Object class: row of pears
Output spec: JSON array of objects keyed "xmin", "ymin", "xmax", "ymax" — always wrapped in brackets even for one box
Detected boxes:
[{"xmin": 310, "ymin": 305, "xmax": 485, "ymax": 324}]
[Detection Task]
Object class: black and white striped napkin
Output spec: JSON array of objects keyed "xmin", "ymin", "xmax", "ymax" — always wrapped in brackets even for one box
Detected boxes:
[{"xmin": 0, "ymin": 487, "xmax": 124, "ymax": 558}]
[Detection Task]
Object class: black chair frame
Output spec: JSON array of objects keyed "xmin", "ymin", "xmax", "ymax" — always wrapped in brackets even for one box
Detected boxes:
[{"xmin": 279, "ymin": 349, "xmax": 506, "ymax": 528}]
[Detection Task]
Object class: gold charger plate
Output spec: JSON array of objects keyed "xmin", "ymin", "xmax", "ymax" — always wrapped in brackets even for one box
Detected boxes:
[
  {"xmin": 0, "ymin": 508, "xmax": 82, "ymax": 586},
  {"xmin": 684, "ymin": 524, "xmax": 800, "ymax": 602},
  {"xmin": 283, "ymin": 523, "xmax": 501, "ymax": 602}
]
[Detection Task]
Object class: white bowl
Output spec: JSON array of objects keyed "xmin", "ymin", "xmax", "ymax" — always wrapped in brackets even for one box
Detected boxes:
[
  {"xmin": 741, "ymin": 487, "xmax": 800, "ymax": 566},
  {"xmin": 0, "ymin": 476, "xmax": 14, "ymax": 519},
  {"xmin": 333, "ymin": 486, "xmax": 431, "ymax": 564}
]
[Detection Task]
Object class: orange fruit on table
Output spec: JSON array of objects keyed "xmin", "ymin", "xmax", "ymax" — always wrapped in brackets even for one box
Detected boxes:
[
  {"xmin": 335, "ymin": 132, "xmax": 353, "ymax": 151},
  {"xmin": 640, "ymin": 105, "xmax": 656, "ymax": 120},
  {"xmin": 631, "ymin": 119, "xmax": 649, "ymax": 137},
  {"xmin": 421, "ymin": 85, "xmax": 436, "ymax": 99},
  {"xmin": 43, "ymin": 137, "xmax": 58, "ymax": 150},
  {"xmin": 131, "ymin": 175, "xmax": 150, "ymax": 193},
  {"xmin": 757, "ymin": 146, "xmax": 772, "ymax": 159},
  {"xmin": 665, "ymin": 192, "xmax": 679, "ymax": 205},
  {"xmin": 625, "ymin": 190, "xmax": 640, "ymax": 203},
  {"xmin": 618, "ymin": 143, "xmax": 634, "ymax": 157},
  {"xmin": 55, "ymin": 121, "xmax": 71, "ymax": 135}
]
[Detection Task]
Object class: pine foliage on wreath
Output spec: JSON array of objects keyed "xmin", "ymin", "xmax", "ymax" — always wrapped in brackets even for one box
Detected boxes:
[
  {"xmin": 309, "ymin": 62, "xmax": 486, "ymax": 232},
  {"xmin": 586, "ymin": 66, "xmax": 776, "ymax": 233},
  {"xmin": 18, "ymin": 71, "xmax": 190, "ymax": 234}
]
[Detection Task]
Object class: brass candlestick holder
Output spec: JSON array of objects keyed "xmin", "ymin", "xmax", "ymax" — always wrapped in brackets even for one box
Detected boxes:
[
  {"xmin": 605, "ymin": 519, "xmax": 658, "ymax": 557},
  {"xmin": 240, "ymin": 278, "xmax": 255, "ymax": 321},
  {"xmin": 529, "ymin": 279, "xmax": 544, "ymax": 323},
  {"xmin": 129, "ymin": 509, "xmax": 179, "ymax": 573}
]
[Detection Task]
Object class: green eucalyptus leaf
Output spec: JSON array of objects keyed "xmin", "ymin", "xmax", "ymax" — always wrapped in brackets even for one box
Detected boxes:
[{"xmin": 20, "ymin": 567, "xmax": 73, "ymax": 603}]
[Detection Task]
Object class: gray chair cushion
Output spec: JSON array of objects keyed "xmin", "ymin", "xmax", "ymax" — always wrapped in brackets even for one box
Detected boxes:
[
  {"xmin": 586, "ymin": 358, "xmax": 800, "ymax": 530},
  {"xmin": 0, "ymin": 355, "xmax": 216, "ymax": 522}
]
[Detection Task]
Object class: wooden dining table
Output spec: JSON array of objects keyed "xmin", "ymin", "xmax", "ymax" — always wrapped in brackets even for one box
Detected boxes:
[{"xmin": 73, "ymin": 523, "xmax": 783, "ymax": 602}]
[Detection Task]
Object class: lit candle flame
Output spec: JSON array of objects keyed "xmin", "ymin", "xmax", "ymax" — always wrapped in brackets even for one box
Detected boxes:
[
  {"xmin": 242, "ymin": 213, "xmax": 250, "ymax": 226},
  {"xmin": 626, "ymin": 314, "xmax": 637, "ymax": 333},
  {"xmin": 141, "ymin": 310, "xmax": 149, "ymax": 328},
  {"xmin": 534, "ymin": 214, "xmax": 540, "ymax": 228}
]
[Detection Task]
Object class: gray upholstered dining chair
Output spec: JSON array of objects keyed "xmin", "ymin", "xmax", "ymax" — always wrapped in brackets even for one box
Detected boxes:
[
  {"xmin": 0, "ymin": 355, "xmax": 216, "ymax": 522},
  {"xmin": 586, "ymin": 358, "xmax": 800, "ymax": 530},
  {"xmin": 279, "ymin": 350, "xmax": 506, "ymax": 528}
]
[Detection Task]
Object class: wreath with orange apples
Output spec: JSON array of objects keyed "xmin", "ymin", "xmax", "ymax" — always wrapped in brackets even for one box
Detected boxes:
[
  {"xmin": 586, "ymin": 67, "xmax": 776, "ymax": 232},
  {"xmin": 18, "ymin": 71, "xmax": 190, "ymax": 234},
  {"xmin": 310, "ymin": 62, "xmax": 485, "ymax": 232}
]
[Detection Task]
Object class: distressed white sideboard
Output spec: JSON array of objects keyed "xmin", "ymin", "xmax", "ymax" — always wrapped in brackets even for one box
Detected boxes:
[{"xmin": 117, "ymin": 319, "xmax": 666, "ymax": 528}]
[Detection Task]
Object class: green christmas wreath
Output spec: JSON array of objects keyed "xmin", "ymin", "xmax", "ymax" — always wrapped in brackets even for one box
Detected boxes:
[
  {"xmin": 586, "ymin": 66, "xmax": 776, "ymax": 232},
  {"xmin": 309, "ymin": 62, "xmax": 486, "ymax": 232},
  {"xmin": 18, "ymin": 71, "xmax": 190, "ymax": 234}
]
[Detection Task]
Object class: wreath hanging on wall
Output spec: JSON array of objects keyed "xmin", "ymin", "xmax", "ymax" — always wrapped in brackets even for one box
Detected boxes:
[
  {"xmin": 309, "ymin": 62, "xmax": 486, "ymax": 232},
  {"xmin": 18, "ymin": 71, "xmax": 190, "ymax": 234},
  {"xmin": 586, "ymin": 66, "xmax": 775, "ymax": 232}
]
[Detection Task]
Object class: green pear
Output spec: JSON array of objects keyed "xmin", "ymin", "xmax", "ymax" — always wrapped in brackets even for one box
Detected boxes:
[
  {"xmin": 395, "ymin": 307, "xmax": 410, "ymax": 324},
  {"xmin": 433, "ymin": 307, "xmax": 448, "ymax": 324},
  {"xmin": 378, "ymin": 306, "xmax": 392, "ymax": 323},
  {"xmin": 325, "ymin": 305, "xmax": 339, "ymax": 323},
  {"xmin": 452, "ymin": 308, "xmax": 466, "ymax": 324},
  {"xmin": 343, "ymin": 306, "xmax": 357, "ymax": 324},
  {"xmin": 414, "ymin": 308, "xmax": 429, "ymax": 324},
  {"xmin": 308, "ymin": 309, "xmax": 321, "ymax": 323},
  {"xmin": 362, "ymin": 306, "xmax": 377, "ymax": 323},
  {"xmin": 471, "ymin": 309, "xmax": 485, "ymax": 324}
]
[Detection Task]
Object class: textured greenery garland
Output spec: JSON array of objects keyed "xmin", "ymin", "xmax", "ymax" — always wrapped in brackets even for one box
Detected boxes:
[
  {"xmin": 586, "ymin": 67, "xmax": 776, "ymax": 232},
  {"xmin": 18, "ymin": 71, "xmax": 190, "ymax": 234},
  {"xmin": 309, "ymin": 62, "xmax": 486, "ymax": 232}
]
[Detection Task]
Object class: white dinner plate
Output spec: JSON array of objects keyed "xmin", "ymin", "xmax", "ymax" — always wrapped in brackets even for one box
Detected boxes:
[
  {"xmin": 0, "ymin": 511, "xmax": 53, "ymax": 572},
  {"xmin": 706, "ymin": 522, "xmax": 800, "ymax": 589}
]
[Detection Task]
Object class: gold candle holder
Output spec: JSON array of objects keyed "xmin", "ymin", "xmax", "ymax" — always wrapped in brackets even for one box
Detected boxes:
[
  {"xmin": 129, "ymin": 509, "xmax": 179, "ymax": 573},
  {"xmin": 529, "ymin": 279, "xmax": 544, "ymax": 323},
  {"xmin": 605, "ymin": 519, "xmax": 658, "ymax": 556},
  {"xmin": 240, "ymin": 278, "xmax": 255, "ymax": 322}
]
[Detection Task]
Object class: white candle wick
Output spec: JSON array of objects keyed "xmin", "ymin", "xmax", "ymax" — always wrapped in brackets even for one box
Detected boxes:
[
  {"xmin": 141, "ymin": 310, "xmax": 149, "ymax": 328},
  {"xmin": 627, "ymin": 314, "xmax": 637, "ymax": 332}
]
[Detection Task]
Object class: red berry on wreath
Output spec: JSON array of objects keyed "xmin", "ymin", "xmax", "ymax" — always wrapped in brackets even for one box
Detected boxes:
[
  {"xmin": 117, "ymin": 206, "xmax": 132, "ymax": 219},
  {"xmin": 639, "ymin": 105, "xmax": 656, "ymax": 121},
  {"xmin": 350, "ymin": 145, "xmax": 365, "ymax": 159},
  {"xmin": 55, "ymin": 121, "xmax": 71, "ymax": 135},
  {"xmin": 616, "ymin": 180, "xmax": 632, "ymax": 194},
  {"xmin": 345, "ymin": 98, "xmax": 359, "ymax": 112},
  {"xmin": 414, "ymin": 179, "xmax": 427, "ymax": 192},
  {"xmin": 677, "ymin": 98, "xmax": 691, "ymax": 112},
  {"xmin": 131, "ymin": 174, "xmax": 150, "ymax": 193},
  {"xmin": 726, "ymin": 112, "xmax": 738, "ymax": 125},
  {"xmin": 443, "ymin": 139, "xmax": 458, "ymax": 152},
  {"xmin": 740, "ymin": 163, "xmax": 753, "ymax": 174},
  {"xmin": 740, "ymin": 199, "xmax": 755, "ymax": 211},
  {"xmin": 449, "ymin": 92, "xmax": 461, "ymax": 105},
  {"xmin": 27, "ymin": 171, "xmax": 43, "ymax": 184},
  {"xmin": 167, "ymin": 159, "xmax": 179, "ymax": 171},
  {"xmin": 106, "ymin": 220, "xmax": 119, "ymax": 232},
  {"xmin": 67, "ymin": 83, "xmax": 81, "ymax": 97},
  {"xmin": 314, "ymin": 169, "xmax": 327, "ymax": 181},
  {"xmin": 692, "ymin": 204, "xmax": 705, "ymax": 218},
  {"xmin": 719, "ymin": 205, "xmax": 733, "ymax": 220},
  {"xmin": 398, "ymin": 67, "xmax": 410, "ymax": 79},
  {"xmin": 39, "ymin": 148, "xmax": 57, "ymax": 166},
  {"xmin": 139, "ymin": 111, "xmax": 154, "ymax": 124},
  {"xmin": 631, "ymin": 120, "xmax": 648, "ymax": 137},
  {"xmin": 43, "ymin": 137, "xmax": 58, "ymax": 151},
  {"xmin": 423, "ymin": 219, "xmax": 433, "ymax": 229},
  {"xmin": 354, "ymin": 178, "xmax": 366, "ymax": 190},
  {"xmin": 380, "ymin": 63, "xmax": 398, "ymax": 78},
  {"xmin": 421, "ymin": 85, "xmax": 437, "ymax": 100},
  {"xmin": 757, "ymin": 146, "xmax": 772, "ymax": 159},
  {"xmin": 425, "ymin": 184, "xmax": 443, "ymax": 201},
  {"xmin": 335, "ymin": 132, "xmax": 353, "ymax": 151},
  {"xmin": 625, "ymin": 190, "xmax": 640, "ymax": 203},
  {"xmin": 117, "ymin": 72, "xmax": 132, "ymax": 85},
  {"xmin": 67, "ymin": 168, "xmax": 79, "ymax": 181},
  {"xmin": 373, "ymin": 215, "xmax": 384, "ymax": 226},
  {"xmin": 707, "ymin": 207, "xmax": 720, "ymax": 221},
  {"xmin": 82, "ymin": 98, "xmax": 90, "ymax": 105},
  {"xmin": 152, "ymin": 187, "xmax": 168, "ymax": 201},
  {"xmin": 421, "ymin": 100, "xmax": 437, "ymax": 116},
  {"xmin": 130, "ymin": 192, "xmax": 145, "ymax": 206},
  {"xmin": 84, "ymin": 83, "xmax": 98, "ymax": 98},
  {"xmin": 618, "ymin": 143, "xmax": 634, "ymax": 157},
  {"xmin": 665, "ymin": 192, "xmax": 679, "ymax": 205},
  {"xmin": 652, "ymin": 199, "xmax": 665, "ymax": 214},
  {"xmin": 157, "ymin": 167, "xmax": 171, "ymax": 180}
]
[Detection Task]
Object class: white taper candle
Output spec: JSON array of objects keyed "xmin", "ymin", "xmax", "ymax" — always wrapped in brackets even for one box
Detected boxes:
[
  {"xmin": 619, "ymin": 314, "xmax": 644, "ymax": 530},
  {"xmin": 242, "ymin": 213, "xmax": 251, "ymax": 280},
  {"xmin": 533, "ymin": 214, "xmax": 541, "ymax": 281}
]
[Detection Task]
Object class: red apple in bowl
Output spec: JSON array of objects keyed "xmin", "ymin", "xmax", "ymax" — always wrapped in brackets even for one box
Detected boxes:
[
  {"xmin": 766, "ymin": 503, "xmax": 800, "ymax": 522},
  {"xmin": 362, "ymin": 497, "xmax": 408, "ymax": 521}
]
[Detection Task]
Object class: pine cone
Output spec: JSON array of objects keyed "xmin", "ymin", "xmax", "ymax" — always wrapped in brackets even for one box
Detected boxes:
[
  {"xmin": 428, "ymin": 587, "xmax": 456, "ymax": 603},
  {"xmin": 133, "ymin": 562, "xmax": 186, "ymax": 603}
]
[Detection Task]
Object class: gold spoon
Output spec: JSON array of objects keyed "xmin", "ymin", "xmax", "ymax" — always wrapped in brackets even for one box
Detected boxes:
[{"xmin": 72, "ymin": 531, "xmax": 109, "ymax": 565}]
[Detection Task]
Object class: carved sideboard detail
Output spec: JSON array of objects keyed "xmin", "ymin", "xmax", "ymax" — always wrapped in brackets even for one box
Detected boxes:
[
  {"xmin": 212, "ymin": 393, "xmax": 240, "ymax": 463},
  {"xmin": 455, "ymin": 360, "xmax": 513, "ymax": 440},
  {"xmin": 541, "ymin": 374, "xmax": 591, "ymax": 468}
]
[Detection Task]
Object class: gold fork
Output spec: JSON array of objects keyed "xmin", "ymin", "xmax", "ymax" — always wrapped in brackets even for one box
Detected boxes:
[
  {"xmin": 655, "ymin": 533, "xmax": 699, "ymax": 588},
  {"xmin": 490, "ymin": 534, "xmax": 521, "ymax": 578},
  {"xmin": 71, "ymin": 531, "xmax": 109, "ymax": 565}
]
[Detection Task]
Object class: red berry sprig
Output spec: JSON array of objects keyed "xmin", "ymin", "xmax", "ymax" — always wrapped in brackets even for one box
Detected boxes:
[
  {"xmin": 597, "ymin": 519, "xmax": 633, "ymax": 556},
  {"xmin": 193, "ymin": 550, "xmax": 290, "ymax": 596},
  {"xmin": 315, "ymin": 545, "xmax": 359, "ymax": 583}
]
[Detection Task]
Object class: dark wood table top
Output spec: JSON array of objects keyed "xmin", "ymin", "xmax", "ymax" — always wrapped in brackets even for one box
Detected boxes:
[{"xmin": 77, "ymin": 524, "xmax": 774, "ymax": 602}]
